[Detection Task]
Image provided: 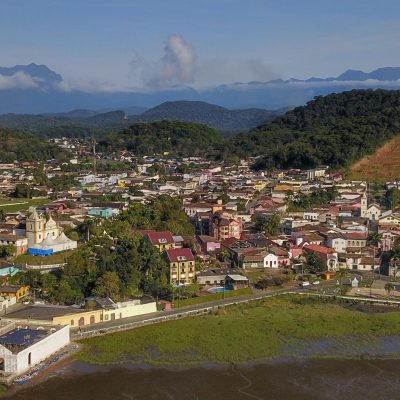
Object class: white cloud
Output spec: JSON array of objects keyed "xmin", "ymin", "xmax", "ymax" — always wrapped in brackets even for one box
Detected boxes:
[
  {"xmin": 144, "ymin": 34, "xmax": 197, "ymax": 88},
  {"xmin": 0, "ymin": 72, "xmax": 39, "ymax": 90}
]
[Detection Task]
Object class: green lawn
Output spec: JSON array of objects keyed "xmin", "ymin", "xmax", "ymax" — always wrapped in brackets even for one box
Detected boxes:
[
  {"xmin": 13, "ymin": 250, "xmax": 75, "ymax": 266},
  {"xmin": 78, "ymin": 295, "xmax": 400, "ymax": 366},
  {"xmin": 173, "ymin": 287, "xmax": 252, "ymax": 308},
  {"xmin": 0, "ymin": 198, "xmax": 49, "ymax": 213}
]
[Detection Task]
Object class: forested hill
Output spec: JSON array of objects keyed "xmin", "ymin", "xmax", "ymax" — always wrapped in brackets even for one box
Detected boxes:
[
  {"xmin": 231, "ymin": 89, "xmax": 400, "ymax": 170},
  {"xmin": 135, "ymin": 101, "xmax": 281, "ymax": 134},
  {"xmin": 0, "ymin": 128, "xmax": 68, "ymax": 162},
  {"xmin": 98, "ymin": 120, "xmax": 224, "ymax": 157}
]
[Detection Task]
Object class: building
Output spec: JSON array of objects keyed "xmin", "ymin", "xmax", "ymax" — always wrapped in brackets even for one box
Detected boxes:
[
  {"xmin": 0, "ymin": 323, "xmax": 69, "ymax": 377},
  {"xmin": 197, "ymin": 235, "xmax": 221, "ymax": 253},
  {"xmin": 25, "ymin": 207, "xmax": 77, "ymax": 255},
  {"xmin": 0, "ymin": 234, "xmax": 28, "ymax": 255},
  {"xmin": 5, "ymin": 299, "xmax": 157, "ymax": 327},
  {"xmin": 303, "ymin": 244, "xmax": 338, "ymax": 270},
  {"xmin": 212, "ymin": 211, "xmax": 243, "ymax": 241},
  {"xmin": 145, "ymin": 230, "xmax": 175, "ymax": 252},
  {"xmin": 165, "ymin": 248, "xmax": 195, "ymax": 285},
  {"xmin": 0, "ymin": 285, "xmax": 28, "ymax": 301},
  {"xmin": 87, "ymin": 207, "xmax": 114, "ymax": 219}
]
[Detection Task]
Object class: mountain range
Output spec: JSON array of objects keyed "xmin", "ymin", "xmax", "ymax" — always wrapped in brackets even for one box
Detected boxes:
[
  {"xmin": 0, "ymin": 101, "xmax": 285, "ymax": 136},
  {"xmin": 1, "ymin": 64, "xmax": 400, "ymax": 114}
]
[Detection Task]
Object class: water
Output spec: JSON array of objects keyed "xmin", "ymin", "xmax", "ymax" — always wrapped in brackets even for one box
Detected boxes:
[
  {"xmin": 207, "ymin": 286, "xmax": 232, "ymax": 293},
  {"xmin": 6, "ymin": 358, "xmax": 400, "ymax": 400}
]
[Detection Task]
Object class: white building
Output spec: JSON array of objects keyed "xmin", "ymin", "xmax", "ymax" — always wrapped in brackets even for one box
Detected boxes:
[
  {"xmin": 26, "ymin": 207, "xmax": 77, "ymax": 255},
  {"xmin": 0, "ymin": 323, "xmax": 69, "ymax": 376}
]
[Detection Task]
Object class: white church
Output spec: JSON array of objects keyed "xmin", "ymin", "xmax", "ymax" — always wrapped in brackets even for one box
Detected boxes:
[{"xmin": 26, "ymin": 207, "xmax": 77, "ymax": 256}]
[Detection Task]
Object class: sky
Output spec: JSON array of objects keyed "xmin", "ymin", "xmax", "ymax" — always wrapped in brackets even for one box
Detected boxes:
[{"xmin": 2, "ymin": 0, "xmax": 400, "ymax": 91}]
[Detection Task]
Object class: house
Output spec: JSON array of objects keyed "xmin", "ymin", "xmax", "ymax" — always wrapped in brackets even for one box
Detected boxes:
[
  {"xmin": 212, "ymin": 211, "xmax": 243, "ymax": 241},
  {"xmin": 339, "ymin": 255, "xmax": 379, "ymax": 271},
  {"xmin": 165, "ymin": 248, "xmax": 195, "ymax": 285},
  {"xmin": 87, "ymin": 207, "xmax": 114, "ymax": 219},
  {"xmin": 303, "ymin": 244, "xmax": 338, "ymax": 270},
  {"xmin": 196, "ymin": 268, "xmax": 230, "ymax": 285},
  {"xmin": 0, "ymin": 234, "xmax": 28, "ymax": 255},
  {"xmin": 225, "ymin": 274, "xmax": 249, "ymax": 290},
  {"xmin": 344, "ymin": 232, "xmax": 367, "ymax": 249},
  {"xmin": 0, "ymin": 285, "xmax": 29, "ymax": 301},
  {"xmin": 324, "ymin": 233, "xmax": 347, "ymax": 253},
  {"xmin": 197, "ymin": 235, "xmax": 221, "ymax": 253},
  {"xmin": 0, "ymin": 323, "xmax": 70, "ymax": 377},
  {"xmin": 145, "ymin": 230, "xmax": 175, "ymax": 252}
]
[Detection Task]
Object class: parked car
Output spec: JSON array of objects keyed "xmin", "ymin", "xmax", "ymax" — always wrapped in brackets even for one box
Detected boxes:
[
  {"xmin": 299, "ymin": 281, "xmax": 310, "ymax": 287},
  {"xmin": 312, "ymin": 280, "xmax": 320, "ymax": 285}
]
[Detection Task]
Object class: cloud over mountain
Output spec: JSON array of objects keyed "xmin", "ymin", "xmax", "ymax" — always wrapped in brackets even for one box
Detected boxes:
[
  {"xmin": 0, "ymin": 71, "xmax": 39, "ymax": 90},
  {"xmin": 145, "ymin": 34, "xmax": 197, "ymax": 88}
]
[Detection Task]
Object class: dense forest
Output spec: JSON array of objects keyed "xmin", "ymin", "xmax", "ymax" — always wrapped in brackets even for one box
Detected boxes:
[
  {"xmin": 2, "ymin": 89, "xmax": 400, "ymax": 169},
  {"xmin": 232, "ymin": 89, "xmax": 400, "ymax": 169},
  {"xmin": 0, "ymin": 128, "xmax": 68, "ymax": 162},
  {"xmin": 136, "ymin": 101, "xmax": 282, "ymax": 134},
  {"xmin": 98, "ymin": 120, "xmax": 224, "ymax": 157}
]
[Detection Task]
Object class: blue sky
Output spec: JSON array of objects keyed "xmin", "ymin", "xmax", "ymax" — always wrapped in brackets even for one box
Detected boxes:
[{"xmin": 2, "ymin": 0, "xmax": 400, "ymax": 90}]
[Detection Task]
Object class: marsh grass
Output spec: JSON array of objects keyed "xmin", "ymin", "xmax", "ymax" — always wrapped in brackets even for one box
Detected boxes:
[{"xmin": 78, "ymin": 295, "xmax": 400, "ymax": 366}]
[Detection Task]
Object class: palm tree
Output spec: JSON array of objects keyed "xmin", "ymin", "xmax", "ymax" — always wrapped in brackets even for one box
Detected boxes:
[{"xmin": 367, "ymin": 231, "xmax": 382, "ymax": 277}]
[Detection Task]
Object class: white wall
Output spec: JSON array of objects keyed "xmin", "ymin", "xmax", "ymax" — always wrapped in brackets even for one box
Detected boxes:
[{"xmin": 16, "ymin": 325, "xmax": 70, "ymax": 375}]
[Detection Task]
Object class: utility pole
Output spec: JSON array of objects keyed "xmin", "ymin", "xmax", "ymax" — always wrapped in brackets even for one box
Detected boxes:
[{"xmin": 91, "ymin": 136, "xmax": 97, "ymax": 174}]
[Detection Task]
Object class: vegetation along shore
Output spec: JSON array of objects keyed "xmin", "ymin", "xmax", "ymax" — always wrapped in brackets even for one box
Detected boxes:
[{"xmin": 77, "ymin": 295, "xmax": 400, "ymax": 366}]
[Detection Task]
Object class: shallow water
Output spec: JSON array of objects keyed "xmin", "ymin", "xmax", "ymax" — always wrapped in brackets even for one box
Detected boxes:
[{"xmin": 6, "ymin": 358, "xmax": 400, "ymax": 400}]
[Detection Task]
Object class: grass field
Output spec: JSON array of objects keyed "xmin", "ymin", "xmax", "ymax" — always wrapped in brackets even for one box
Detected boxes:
[
  {"xmin": 347, "ymin": 136, "xmax": 400, "ymax": 182},
  {"xmin": 0, "ymin": 198, "xmax": 49, "ymax": 213},
  {"xmin": 78, "ymin": 295, "xmax": 400, "ymax": 366},
  {"xmin": 13, "ymin": 249, "xmax": 75, "ymax": 266},
  {"xmin": 173, "ymin": 287, "xmax": 252, "ymax": 308}
]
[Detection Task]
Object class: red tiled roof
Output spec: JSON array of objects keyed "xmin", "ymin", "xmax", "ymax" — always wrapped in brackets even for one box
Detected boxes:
[
  {"xmin": 146, "ymin": 230, "xmax": 174, "ymax": 245},
  {"xmin": 345, "ymin": 232, "xmax": 367, "ymax": 240},
  {"xmin": 303, "ymin": 244, "xmax": 337, "ymax": 255},
  {"xmin": 165, "ymin": 248, "xmax": 194, "ymax": 262}
]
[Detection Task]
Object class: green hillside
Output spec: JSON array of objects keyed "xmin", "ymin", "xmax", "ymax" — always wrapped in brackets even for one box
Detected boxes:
[
  {"xmin": 0, "ymin": 128, "xmax": 68, "ymax": 162},
  {"xmin": 231, "ymin": 89, "xmax": 400, "ymax": 170},
  {"xmin": 98, "ymin": 120, "xmax": 224, "ymax": 157}
]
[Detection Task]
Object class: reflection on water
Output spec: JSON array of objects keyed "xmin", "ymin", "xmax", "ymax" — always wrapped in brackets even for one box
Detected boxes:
[{"xmin": 5, "ymin": 358, "xmax": 400, "ymax": 400}]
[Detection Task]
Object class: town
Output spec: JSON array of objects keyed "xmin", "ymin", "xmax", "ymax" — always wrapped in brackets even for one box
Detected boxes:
[{"xmin": 0, "ymin": 136, "xmax": 399, "ymax": 382}]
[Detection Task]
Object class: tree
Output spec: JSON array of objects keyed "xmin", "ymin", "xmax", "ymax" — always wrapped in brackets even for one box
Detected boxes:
[
  {"xmin": 254, "ymin": 214, "xmax": 281, "ymax": 236},
  {"xmin": 335, "ymin": 269, "xmax": 348, "ymax": 287},
  {"xmin": 93, "ymin": 271, "xmax": 121, "ymax": 300},
  {"xmin": 303, "ymin": 251, "xmax": 326, "ymax": 274},
  {"xmin": 56, "ymin": 281, "xmax": 83, "ymax": 305},
  {"xmin": 0, "ymin": 244, "xmax": 15, "ymax": 258},
  {"xmin": 385, "ymin": 282, "xmax": 395, "ymax": 297},
  {"xmin": 386, "ymin": 187, "xmax": 400, "ymax": 210},
  {"xmin": 0, "ymin": 210, "xmax": 5, "ymax": 222}
]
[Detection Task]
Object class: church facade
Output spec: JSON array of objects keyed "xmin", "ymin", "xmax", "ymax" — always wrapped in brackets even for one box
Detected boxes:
[{"xmin": 26, "ymin": 207, "xmax": 77, "ymax": 255}]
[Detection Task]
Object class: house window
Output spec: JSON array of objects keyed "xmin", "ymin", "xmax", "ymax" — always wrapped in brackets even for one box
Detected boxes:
[{"xmin": 181, "ymin": 268, "xmax": 185, "ymax": 273}]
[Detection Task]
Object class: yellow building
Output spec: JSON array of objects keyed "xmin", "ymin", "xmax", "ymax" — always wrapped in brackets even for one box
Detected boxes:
[
  {"xmin": 145, "ymin": 231, "xmax": 176, "ymax": 252},
  {"xmin": 165, "ymin": 248, "xmax": 195, "ymax": 285},
  {"xmin": 0, "ymin": 285, "xmax": 29, "ymax": 301}
]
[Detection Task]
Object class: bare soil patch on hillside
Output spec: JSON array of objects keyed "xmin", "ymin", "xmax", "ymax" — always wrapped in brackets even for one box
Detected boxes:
[{"xmin": 348, "ymin": 136, "xmax": 400, "ymax": 181}]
